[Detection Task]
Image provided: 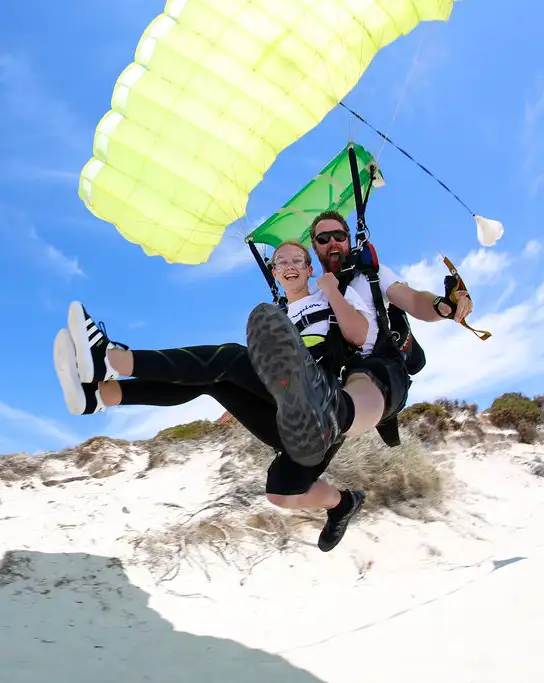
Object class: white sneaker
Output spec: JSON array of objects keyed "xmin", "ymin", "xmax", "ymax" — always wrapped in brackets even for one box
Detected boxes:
[
  {"xmin": 53, "ymin": 328, "xmax": 105, "ymax": 415},
  {"xmin": 67, "ymin": 301, "xmax": 128, "ymax": 384}
]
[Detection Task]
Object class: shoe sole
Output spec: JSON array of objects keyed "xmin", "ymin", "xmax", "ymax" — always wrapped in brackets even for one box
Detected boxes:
[
  {"xmin": 317, "ymin": 491, "xmax": 365, "ymax": 553},
  {"xmin": 53, "ymin": 329, "xmax": 86, "ymax": 415},
  {"xmin": 246, "ymin": 303, "xmax": 332, "ymax": 467},
  {"xmin": 68, "ymin": 301, "xmax": 95, "ymax": 383}
]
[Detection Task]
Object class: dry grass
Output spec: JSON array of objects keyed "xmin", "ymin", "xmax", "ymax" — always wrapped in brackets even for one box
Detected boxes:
[
  {"xmin": 0, "ymin": 453, "xmax": 45, "ymax": 482},
  {"xmin": 183, "ymin": 507, "xmax": 321, "ymax": 551},
  {"xmin": 132, "ymin": 503, "xmax": 323, "ymax": 579},
  {"xmin": 214, "ymin": 426, "xmax": 450, "ymax": 531},
  {"xmin": 68, "ymin": 436, "xmax": 130, "ymax": 468},
  {"xmin": 133, "ymin": 427, "xmax": 451, "ymax": 574},
  {"xmin": 324, "ymin": 431, "xmax": 450, "ymax": 512}
]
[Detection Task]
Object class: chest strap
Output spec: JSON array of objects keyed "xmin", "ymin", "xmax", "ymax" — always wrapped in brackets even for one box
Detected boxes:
[{"xmin": 294, "ymin": 307, "xmax": 336, "ymax": 333}]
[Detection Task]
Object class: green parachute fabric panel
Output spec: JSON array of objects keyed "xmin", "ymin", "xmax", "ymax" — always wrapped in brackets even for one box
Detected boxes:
[
  {"xmin": 246, "ymin": 143, "xmax": 384, "ymax": 249},
  {"xmin": 79, "ymin": 0, "xmax": 455, "ymax": 265}
]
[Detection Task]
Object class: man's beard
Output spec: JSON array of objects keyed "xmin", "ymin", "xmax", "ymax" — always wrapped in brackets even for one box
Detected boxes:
[{"xmin": 319, "ymin": 250, "xmax": 349, "ymax": 274}]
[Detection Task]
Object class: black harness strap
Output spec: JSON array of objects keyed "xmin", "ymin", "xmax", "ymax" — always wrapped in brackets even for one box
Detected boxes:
[
  {"xmin": 359, "ymin": 266, "xmax": 392, "ymax": 340},
  {"xmin": 248, "ymin": 239, "xmax": 288, "ymax": 312},
  {"xmin": 314, "ymin": 279, "xmax": 358, "ymax": 379},
  {"xmin": 294, "ymin": 308, "xmax": 334, "ymax": 333},
  {"xmin": 346, "ymin": 261, "xmax": 403, "ymax": 448},
  {"xmin": 346, "ymin": 147, "xmax": 404, "ymax": 447}
]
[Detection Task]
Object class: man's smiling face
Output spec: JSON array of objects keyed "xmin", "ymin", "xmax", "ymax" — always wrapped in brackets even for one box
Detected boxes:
[{"xmin": 312, "ymin": 218, "xmax": 351, "ymax": 274}]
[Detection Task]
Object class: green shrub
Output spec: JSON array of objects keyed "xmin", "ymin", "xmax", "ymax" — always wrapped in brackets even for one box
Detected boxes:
[
  {"xmin": 488, "ymin": 393, "xmax": 541, "ymax": 441},
  {"xmin": 398, "ymin": 403, "xmax": 450, "ymax": 439},
  {"xmin": 434, "ymin": 398, "xmax": 478, "ymax": 417},
  {"xmin": 399, "ymin": 402, "xmax": 448, "ymax": 424},
  {"xmin": 155, "ymin": 420, "xmax": 225, "ymax": 441}
]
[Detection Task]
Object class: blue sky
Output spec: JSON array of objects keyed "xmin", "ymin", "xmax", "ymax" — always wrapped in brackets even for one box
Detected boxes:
[{"xmin": 1, "ymin": 0, "xmax": 543, "ymax": 454}]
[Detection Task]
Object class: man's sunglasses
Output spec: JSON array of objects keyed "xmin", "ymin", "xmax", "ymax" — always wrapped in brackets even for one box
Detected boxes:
[{"xmin": 314, "ymin": 230, "xmax": 349, "ymax": 245}]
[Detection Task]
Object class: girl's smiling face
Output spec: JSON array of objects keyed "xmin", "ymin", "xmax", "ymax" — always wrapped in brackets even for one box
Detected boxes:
[{"xmin": 272, "ymin": 243, "xmax": 313, "ymax": 299}]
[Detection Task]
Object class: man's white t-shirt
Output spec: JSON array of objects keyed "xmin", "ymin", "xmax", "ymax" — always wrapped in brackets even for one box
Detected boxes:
[
  {"xmin": 307, "ymin": 264, "xmax": 405, "ymax": 357},
  {"xmin": 287, "ymin": 285, "xmax": 373, "ymax": 351}
]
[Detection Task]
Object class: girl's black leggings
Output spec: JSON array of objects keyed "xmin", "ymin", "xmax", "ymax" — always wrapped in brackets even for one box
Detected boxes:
[{"xmin": 116, "ymin": 344, "xmax": 282, "ymax": 450}]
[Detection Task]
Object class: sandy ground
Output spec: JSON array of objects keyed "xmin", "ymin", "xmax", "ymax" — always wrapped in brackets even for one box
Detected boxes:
[{"xmin": 0, "ymin": 440, "xmax": 543, "ymax": 682}]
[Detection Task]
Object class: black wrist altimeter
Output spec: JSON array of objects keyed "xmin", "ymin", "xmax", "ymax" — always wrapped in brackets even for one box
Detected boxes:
[{"xmin": 433, "ymin": 295, "xmax": 456, "ymax": 319}]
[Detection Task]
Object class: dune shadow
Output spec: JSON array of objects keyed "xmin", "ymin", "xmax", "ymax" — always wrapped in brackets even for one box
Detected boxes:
[{"xmin": 0, "ymin": 549, "xmax": 325, "ymax": 683}]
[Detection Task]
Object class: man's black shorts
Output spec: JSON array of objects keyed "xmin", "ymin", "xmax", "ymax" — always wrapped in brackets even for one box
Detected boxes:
[
  {"xmin": 265, "ymin": 445, "xmax": 340, "ymax": 496},
  {"xmin": 343, "ymin": 351, "xmax": 411, "ymax": 422}
]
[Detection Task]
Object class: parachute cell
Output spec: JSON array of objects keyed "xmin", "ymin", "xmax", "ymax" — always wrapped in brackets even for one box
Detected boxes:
[{"xmin": 79, "ymin": 0, "xmax": 455, "ymax": 264}]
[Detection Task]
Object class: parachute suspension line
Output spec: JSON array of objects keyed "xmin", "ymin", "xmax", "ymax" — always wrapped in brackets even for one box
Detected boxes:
[
  {"xmin": 339, "ymin": 102, "xmax": 476, "ymax": 217},
  {"xmin": 247, "ymin": 240, "xmax": 287, "ymax": 312},
  {"xmin": 375, "ymin": 37, "xmax": 424, "ymax": 163}
]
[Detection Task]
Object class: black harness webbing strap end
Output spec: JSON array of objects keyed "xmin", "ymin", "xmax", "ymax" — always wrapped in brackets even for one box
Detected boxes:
[{"xmin": 376, "ymin": 415, "xmax": 401, "ymax": 448}]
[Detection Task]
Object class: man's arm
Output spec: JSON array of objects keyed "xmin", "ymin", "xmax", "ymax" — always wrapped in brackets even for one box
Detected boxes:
[{"xmin": 386, "ymin": 282, "xmax": 473, "ymax": 324}]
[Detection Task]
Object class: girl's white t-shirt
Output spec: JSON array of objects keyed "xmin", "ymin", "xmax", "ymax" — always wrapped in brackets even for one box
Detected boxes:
[{"xmin": 286, "ymin": 285, "xmax": 374, "ymax": 354}]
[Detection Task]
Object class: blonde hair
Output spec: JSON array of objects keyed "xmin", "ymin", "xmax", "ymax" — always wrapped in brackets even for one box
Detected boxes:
[{"xmin": 271, "ymin": 240, "xmax": 312, "ymax": 267}]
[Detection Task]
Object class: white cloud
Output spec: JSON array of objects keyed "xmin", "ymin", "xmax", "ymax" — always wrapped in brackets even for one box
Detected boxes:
[
  {"xmin": 524, "ymin": 240, "xmax": 542, "ymax": 257},
  {"xmin": 128, "ymin": 320, "xmax": 147, "ymax": 330},
  {"xmin": 0, "ymin": 53, "xmax": 85, "ymax": 153},
  {"xmin": 400, "ymin": 248, "xmax": 511, "ymax": 292},
  {"xmin": 0, "ymin": 53, "xmax": 87, "ymax": 185},
  {"xmin": 408, "ymin": 301, "xmax": 544, "ymax": 404},
  {"xmin": 0, "ymin": 401, "xmax": 82, "ymax": 450},
  {"xmin": 173, "ymin": 220, "xmax": 269, "ymax": 281},
  {"xmin": 522, "ymin": 78, "xmax": 544, "ymax": 195},
  {"xmin": 492, "ymin": 277, "xmax": 518, "ymax": 312},
  {"xmin": 105, "ymin": 396, "xmax": 224, "ymax": 442},
  {"xmin": 458, "ymin": 249, "xmax": 511, "ymax": 286},
  {"xmin": 42, "ymin": 242, "xmax": 86, "ymax": 279},
  {"xmin": 5, "ymin": 164, "xmax": 80, "ymax": 185},
  {"xmin": 525, "ymin": 82, "xmax": 544, "ymax": 128},
  {"xmin": 400, "ymin": 256, "xmax": 444, "ymax": 291},
  {"xmin": 0, "ymin": 206, "xmax": 86, "ymax": 280}
]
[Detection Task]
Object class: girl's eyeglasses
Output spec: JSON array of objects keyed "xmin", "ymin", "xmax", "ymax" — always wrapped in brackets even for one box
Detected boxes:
[{"xmin": 273, "ymin": 257, "xmax": 308, "ymax": 269}]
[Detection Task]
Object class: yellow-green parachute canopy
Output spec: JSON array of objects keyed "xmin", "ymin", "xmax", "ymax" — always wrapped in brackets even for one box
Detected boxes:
[{"xmin": 79, "ymin": 0, "xmax": 455, "ymax": 265}]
